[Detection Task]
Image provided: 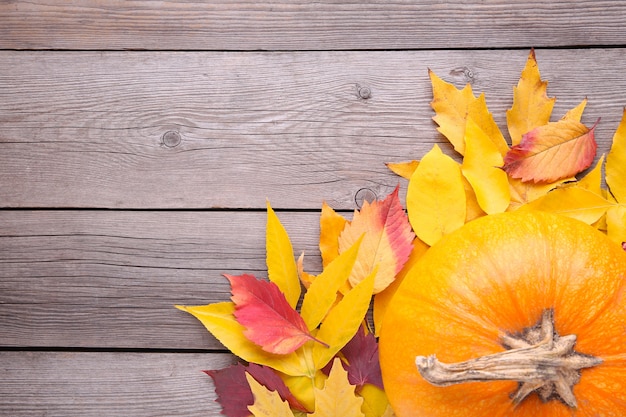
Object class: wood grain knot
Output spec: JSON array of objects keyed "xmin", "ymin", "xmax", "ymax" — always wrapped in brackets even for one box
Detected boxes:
[
  {"xmin": 355, "ymin": 187, "xmax": 377, "ymax": 208},
  {"xmin": 357, "ymin": 85, "xmax": 372, "ymax": 100},
  {"xmin": 162, "ymin": 130, "xmax": 182, "ymax": 148}
]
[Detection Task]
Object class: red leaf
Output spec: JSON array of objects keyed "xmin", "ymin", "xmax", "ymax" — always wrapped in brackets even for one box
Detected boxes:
[
  {"xmin": 321, "ymin": 325, "xmax": 383, "ymax": 391},
  {"xmin": 503, "ymin": 119, "xmax": 599, "ymax": 183},
  {"xmin": 226, "ymin": 274, "xmax": 326, "ymax": 354},
  {"xmin": 205, "ymin": 363, "xmax": 309, "ymax": 417}
]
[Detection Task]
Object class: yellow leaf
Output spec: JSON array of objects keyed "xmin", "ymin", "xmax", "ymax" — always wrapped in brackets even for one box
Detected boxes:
[
  {"xmin": 297, "ymin": 252, "xmax": 316, "ymax": 289},
  {"xmin": 429, "ymin": 69, "xmax": 476, "ymax": 155},
  {"xmin": 406, "ymin": 144, "xmax": 466, "ymax": 246},
  {"xmin": 312, "ymin": 270, "xmax": 375, "ymax": 369},
  {"xmin": 467, "ymin": 94, "xmax": 509, "ymax": 156},
  {"xmin": 281, "ymin": 371, "xmax": 327, "ymax": 413},
  {"xmin": 561, "ymin": 98, "xmax": 588, "ymax": 122},
  {"xmin": 606, "ymin": 108, "xmax": 626, "ymax": 203},
  {"xmin": 507, "ymin": 176, "xmax": 571, "ymax": 208},
  {"xmin": 175, "ymin": 302, "xmax": 308, "ymax": 376},
  {"xmin": 309, "ymin": 358, "xmax": 365, "ymax": 417},
  {"xmin": 577, "ymin": 154, "xmax": 605, "ymax": 195},
  {"xmin": 360, "ymin": 384, "xmax": 391, "ymax": 417},
  {"xmin": 372, "ymin": 238, "xmax": 429, "ymax": 336},
  {"xmin": 461, "ymin": 117, "xmax": 511, "ymax": 214},
  {"xmin": 319, "ymin": 202, "xmax": 348, "ymax": 267},
  {"xmin": 246, "ymin": 373, "xmax": 295, "ymax": 417},
  {"xmin": 266, "ymin": 201, "xmax": 301, "ymax": 308},
  {"xmin": 386, "ymin": 160, "xmax": 419, "ymax": 180},
  {"xmin": 607, "ymin": 205, "xmax": 626, "ymax": 245},
  {"xmin": 520, "ymin": 185, "xmax": 613, "ymax": 224},
  {"xmin": 461, "ymin": 174, "xmax": 487, "ymax": 222},
  {"xmin": 300, "ymin": 238, "xmax": 361, "ymax": 331},
  {"xmin": 506, "ymin": 49, "xmax": 555, "ymax": 146}
]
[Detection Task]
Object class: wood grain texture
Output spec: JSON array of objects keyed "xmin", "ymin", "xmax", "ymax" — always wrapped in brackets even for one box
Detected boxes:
[
  {"xmin": 1, "ymin": 1, "xmax": 625, "ymax": 51},
  {"xmin": 0, "ymin": 351, "xmax": 236, "ymax": 416},
  {"xmin": 2, "ymin": 48, "xmax": 626, "ymax": 209},
  {"xmin": 0, "ymin": 210, "xmax": 324, "ymax": 349}
]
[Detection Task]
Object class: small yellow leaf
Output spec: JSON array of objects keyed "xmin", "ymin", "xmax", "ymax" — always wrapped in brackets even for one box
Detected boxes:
[
  {"xmin": 606, "ymin": 108, "xmax": 626, "ymax": 203},
  {"xmin": 297, "ymin": 252, "xmax": 316, "ymax": 290},
  {"xmin": 467, "ymin": 94, "xmax": 509, "ymax": 157},
  {"xmin": 506, "ymin": 49, "xmax": 555, "ymax": 146},
  {"xmin": 266, "ymin": 201, "xmax": 301, "ymax": 308},
  {"xmin": 319, "ymin": 202, "xmax": 348, "ymax": 267},
  {"xmin": 429, "ymin": 69, "xmax": 476, "ymax": 155},
  {"xmin": 507, "ymin": 176, "xmax": 571, "ymax": 208},
  {"xmin": 176, "ymin": 303, "xmax": 308, "ymax": 376},
  {"xmin": 607, "ymin": 205, "xmax": 626, "ymax": 245},
  {"xmin": 246, "ymin": 373, "xmax": 295, "ymax": 417},
  {"xmin": 561, "ymin": 98, "xmax": 588, "ymax": 122},
  {"xmin": 461, "ymin": 117, "xmax": 511, "ymax": 214},
  {"xmin": 360, "ymin": 384, "xmax": 391, "ymax": 417},
  {"xmin": 577, "ymin": 154, "xmax": 605, "ymax": 196},
  {"xmin": 461, "ymin": 174, "xmax": 487, "ymax": 222},
  {"xmin": 520, "ymin": 185, "xmax": 612, "ymax": 224},
  {"xmin": 407, "ymin": 144, "xmax": 466, "ymax": 246},
  {"xmin": 386, "ymin": 160, "xmax": 419, "ymax": 179},
  {"xmin": 309, "ymin": 358, "xmax": 365, "ymax": 417},
  {"xmin": 312, "ymin": 270, "xmax": 375, "ymax": 369},
  {"xmin": 300, "ymin": 238, "xmax": 361, "ymax": 331}
]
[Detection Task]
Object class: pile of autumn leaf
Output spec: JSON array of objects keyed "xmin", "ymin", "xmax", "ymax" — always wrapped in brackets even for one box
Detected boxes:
[{"xmin": 177, "ymin": 50, "xmax": 626, "ymax": 417}]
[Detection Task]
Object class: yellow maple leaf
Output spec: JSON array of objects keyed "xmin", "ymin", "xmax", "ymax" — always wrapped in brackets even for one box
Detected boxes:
[
  {"xmin": 606, "ymin": 108, "xmax": 626, "ymax": 203},
  {"xmin": 406, "ymin": 144, "xmax": 466, "ymax": 246},
  {"xmin": 506, "ymin": 49, "xmax": 555, "ymax": 146},
  {"xmin": 461, "ymin": 117, "xmax": 511, "ymax": 214},
  {"xmin": 429, "ymin": 69, "xmax": 476, "ymax": 155},
  {"xmin": 309, "ymin": 358, "xmax": 365, "ymax": 417},
  {"xmin": 467, "ymin": 94, "xmax": 509, "ymax": 156},
  {"xmin": 246, "ymin": 373, "xmax": 295, "ymax": 417},
  {"xmin": 266, "ymin": 201, "xmax": 301, "ymax": 308}
]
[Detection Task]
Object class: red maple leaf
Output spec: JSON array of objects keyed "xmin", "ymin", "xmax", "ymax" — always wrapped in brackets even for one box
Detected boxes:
[
  {"xmin": 226, "ymin": 273, "xmax": 327, "ymax": 354},
  {"xmin": 205, "ymin": 363, "xmax": 309, "ymax": 417}
]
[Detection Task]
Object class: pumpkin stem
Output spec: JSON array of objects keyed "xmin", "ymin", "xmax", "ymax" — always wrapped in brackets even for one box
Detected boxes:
[{"xmin": 415, "ymin": 309, "xmax": 602, "ymax": 408}]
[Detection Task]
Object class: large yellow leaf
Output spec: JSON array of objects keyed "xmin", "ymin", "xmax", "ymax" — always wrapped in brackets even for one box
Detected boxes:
[
  {"xmin": 246, "ymin": 373, "xmax": 296, "ymax": 417},
  {"xmin": 338, "ymin": 188, "xmax": 415, "ymax": 294},
  {"xmin": 506, "ymin": 49, "xmax": 555, "ymax": 146},
  {"xmin": 300, "ymin": 238, "xmax": 361, "ymax": 331},
  {"xmin": 319, "ymin": 202, "xmax": 348, "ymax": 267},
  {"xmin": 467, "ymin": 94, "xmax": 509, "ymax": 156},
  {"xmin": 429, "ymin": 69, "xmax": 476, "ymax": 155},
  {"xmin": 266, "ymin": 201, "xmax": 301, "ymax": 308},
  {"xmin": 309, "ymin": 358, "xmax": 365, "ymax": 417},
  {"xmin": 406, "ymin": 144, "xmax": 466, "ymax": 246},
  {"xmin": 175, "ymin": 302, "xmax": 308, "ymax": 376},
  {"xmin": 461, "ymin": 117, "xmax": 511, "ymax": 214},
  {"xmin": 520, "ymin": 185, "xmax": 612, "ymax": 224},
  {"xmin": 312, "ymin": 270, "xmax": 375, "ymax": 369},
  {"xmin": 606, "ymin": 108, "xmax": 626, "ymax": 203}
]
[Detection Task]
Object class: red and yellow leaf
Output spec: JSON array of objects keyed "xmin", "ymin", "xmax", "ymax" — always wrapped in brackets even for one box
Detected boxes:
[
  {"xmin": 227, "ymin": 274, "xmax": 324, "ymax": 355},
  {"xmin": 338, "ymin": 187, "xmax": 414, "ymax": 294},
  {"xmin": 606, "ymin": 108, "xmax": 626, "ymax": 203},
  {"xmin": 506, "ymin": 49, "xmax": 555, "ymax": 146},
  {"xmin": 266, "ymin": 201, "xmax": 301, "ymax": 308},
  {"xmin": 503, "ymin": 119, "xmax": 598, "ymax": 183}
]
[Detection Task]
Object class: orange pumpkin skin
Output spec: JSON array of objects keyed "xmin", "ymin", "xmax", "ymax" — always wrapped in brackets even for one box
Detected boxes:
[{"xmin": 379, "ymin": 211, "xmax": 626, "ymax": 417}]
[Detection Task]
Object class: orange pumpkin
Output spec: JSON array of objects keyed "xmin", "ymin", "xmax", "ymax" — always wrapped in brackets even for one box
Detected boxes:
[{"xmin": 379, "ymin": 211, "xmax": 626, "ymax": 416}]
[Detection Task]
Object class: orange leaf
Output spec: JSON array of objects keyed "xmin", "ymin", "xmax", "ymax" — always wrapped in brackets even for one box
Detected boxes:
[
  {"xmin": 226, "ymin": 274, "xmax": 326, "ymax": 355},
  {"xmin": 506, "ymin": 49, "xmax": 555, "ymax": 146},
  {"xmin": 338, "ymin": 187, "xmax": 415, "ymax": 294},
  {"xmin": 319, "ymin": 202, "xmax": 348, "ymax": 267},
  {"xmin": 503, "ymin": 119, "xmax": 598, "ymax": 183}
]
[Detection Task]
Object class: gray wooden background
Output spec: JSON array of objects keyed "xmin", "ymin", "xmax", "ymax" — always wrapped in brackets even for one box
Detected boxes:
[{"xmin": 2, "ymin": 1, "xmax": 626, "ymax": 415}]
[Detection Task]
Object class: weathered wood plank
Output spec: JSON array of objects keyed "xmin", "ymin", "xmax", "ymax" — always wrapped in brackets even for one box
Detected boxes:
[
  {"xmin": 1, "ymin": 49, "xmax": 625, "ymax": 209},
  {"xmin": 0, "ymin": 351, "xmax": 235, "ymax": 416},
  {"xmin": 1, "ymin": 1, "xmax": 625, "ymax": 51},
  {"xmin": 0, "ymin": 210, "xmax": 322, "ymax": 349}
]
